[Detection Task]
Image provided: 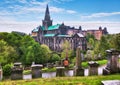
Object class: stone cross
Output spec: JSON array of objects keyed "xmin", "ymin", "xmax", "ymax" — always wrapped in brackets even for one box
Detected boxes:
[
  {"xmin": 76, "ymin": 46, "xmax": 82, "ymax": 68},
  {"xmin": 74, "ymin": 46, "xmax": 84, "ymax": 76}
]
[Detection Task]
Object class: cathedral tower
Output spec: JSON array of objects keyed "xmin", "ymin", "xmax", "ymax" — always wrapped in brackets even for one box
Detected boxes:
[{"xmin": 42, "ymin": 5, "xmax": 52, "ymax": 30}]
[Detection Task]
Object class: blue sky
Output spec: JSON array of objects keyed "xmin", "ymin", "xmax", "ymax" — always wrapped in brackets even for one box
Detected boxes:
[{"xmin": 0, "ymin": 0, "xmax": 120, "ymax": 34}]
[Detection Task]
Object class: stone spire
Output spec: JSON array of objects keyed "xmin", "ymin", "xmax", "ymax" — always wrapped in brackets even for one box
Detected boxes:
[
  {"xmin": 42, "ymin": 4, "xmax": 52, "ymax": 29},
  {"xmin": 44, "ymin": 4, "xmax": 50, "ymax": 21}
]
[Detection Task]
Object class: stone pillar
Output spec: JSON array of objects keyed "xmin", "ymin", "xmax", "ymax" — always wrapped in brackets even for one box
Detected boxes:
[
  {"xmin": 74, "ymin": 46, "xmax": 84, "ymax": 76},
  {"xmin": 31, "ymin": 64, "xmax": 43, "ymax": 78},
  {"xmin": 103, "ymin": 49, "xmax": 120, "ymax": 75},
  {"xmin": 56, "ymin": 67, "xmax": 65, "ymax": 77},
  {"xmin": 11, "ymin": 62, "xmax": 23, "ymax": 80},
  {"xmin": 88, "ymin": 61, "xmax": 99, "ymax": 76}
]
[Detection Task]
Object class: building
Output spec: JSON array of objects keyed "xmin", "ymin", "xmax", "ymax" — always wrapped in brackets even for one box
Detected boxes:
[
  {"xmin": 31, "ymin": 5, "xmax": 87, "ymax": 52},
  {"xmin": 81, "ymin": 27, "xmax": 108, "ymax": 40},
  {"xmin": 31, "ymin": 5, "xmax": 108, "ymax": 51}
]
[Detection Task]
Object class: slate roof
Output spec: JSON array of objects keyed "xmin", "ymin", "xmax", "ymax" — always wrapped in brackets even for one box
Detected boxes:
[
  {"xmin": 41, "ymin": 24, "xmax": 61, "ymax": 30},
  {"xmin": 32, "ymin": 27, "xmax": 39, "ymax": 32},
  {"xmin": 44, "ymin": 34, "xmax": 56, "ymax": 37},
  {"xmin": 76, "ymin": 33, "xmax": 84, "ymax": 37}
]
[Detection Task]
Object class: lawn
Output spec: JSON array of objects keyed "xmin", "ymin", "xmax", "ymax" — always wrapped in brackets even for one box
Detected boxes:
[
  {"xmin": 81, "ymin": 59, "xmax": 107, "ymax": 68},
  {"xmin": 0, "ymin": 74, "xmax": 120, "ymax": 85},
  {"xmin": 42, "ymin": 59, "xmax": 107, "ymax": 72}
]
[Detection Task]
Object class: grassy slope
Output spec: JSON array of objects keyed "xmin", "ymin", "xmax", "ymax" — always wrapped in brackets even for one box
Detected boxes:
[{"xmin": 0, "ymin": 74, "xmax": 120, "ymax": 85}]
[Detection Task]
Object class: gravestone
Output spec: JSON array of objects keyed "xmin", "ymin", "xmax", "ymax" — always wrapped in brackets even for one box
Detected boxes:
[
  {"xmin": 56, "ymin": 67, "xmax": 65, "ymax": 77},
  {"xmin": 103, "ymin": 49, "xmax": 120, "ymax": 75},
  {"xmin": 101, "ymin": 80, "xmax": 120, "ymax": 85},
  {"xmin": 88, "ymin": 61, "xmax": 99, "ymax": 76},
  {"xmin": 0, "ymin": 64, "xmax": 2, "ymax": 81},
  {"xmin": 74, "ymin": 46, "xmax": 84, "ymax": 76},
  {"xmin": 11, "ymin": 62, "xmax": 23, "ymax": 80},
  {"xmin": 31, "ymin": 64, "xmax": 43, "ymax": 78}
]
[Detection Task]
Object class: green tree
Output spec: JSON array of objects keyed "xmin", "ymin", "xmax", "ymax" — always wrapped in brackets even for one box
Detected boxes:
[
  {"xmin": 112, "ymin": 33, "xmax": 120, "ymax": 51},
  {"xmin": 98, "ymin": 36, "xmax": 109, "ymax": 58},
  {"xmin": 0, "ymin": 40, "xmax": 17, "ymax": 65},
  {"xmin": 61, "ymin": 40, "xmax": 73, "ymax": 61},
  {"xmin": 40, "ymin": 44, "xmax": 52, "ymax": 63},
  {"xmin": 50, "ymin": 54, "xmax": 61, "ymax": 63},
  {"xmin": 88, "ymin": 38, "xmax": 95, "ymax": 49}
]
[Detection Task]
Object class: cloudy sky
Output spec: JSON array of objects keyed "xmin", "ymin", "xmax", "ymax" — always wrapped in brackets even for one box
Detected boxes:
[{"xmin": 0, "ymin": 0, "xmax": 120, "ymax": 34}]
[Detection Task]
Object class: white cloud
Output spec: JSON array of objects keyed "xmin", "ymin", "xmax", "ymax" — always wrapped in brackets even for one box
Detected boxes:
[
  {"xmin": 50, "ymin": 7, "xmax": 64, "ymax": 13},
  {"xmin": 52, "ymin": 0, "xmax": 73, "ymax": 3},
  {"xmin": 81, "ymin": 12, "xmax": 120, "ymax": 19},
  {"xmin": 0, "ymin": 21, "xmax": 120, "ymax": 34},
  {"xmin": 66, "ymin": 10, "xmax": 76, "ymax": 14}
]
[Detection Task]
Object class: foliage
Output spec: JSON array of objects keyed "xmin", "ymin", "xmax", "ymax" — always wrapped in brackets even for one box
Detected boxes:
[
  {"xmin": 112, "ymin": 33, "xmax": 120, "ymax": 51},
  {"xmin": 0, "ymin": 40, "xmax": 17, "ymax": 65},
  {"xmin": 0, "ymin": 32, "xmax": 52, "ymax": 65},
  {"xmin": 42, "ymin": 67, "xmax": 56, "ymax": 72},
  {"xmin": 3, "ymin": 64, "xmax": 13, "ymax": 76},
  {"xmin": 61, "ymin": 40, "xmax": 74, "ymax": 62},
  {"xmin": 49, "ymin": 54, "xmax": 61, "ymax": 63},
  {"xmin": 98, "ymin": 36, "xmax": 109, "ymax": 58},
  {"xmin": 86, "ymin": 33, "xmax": 95, "ymax": 42},
  {"xmin": 23, "ymin": 70, "xmax": 31, "ymax": 75}
]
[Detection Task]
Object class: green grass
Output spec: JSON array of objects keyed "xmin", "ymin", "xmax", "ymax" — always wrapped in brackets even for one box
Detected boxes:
[
  {"xmin": 82, "ymin": 59, "xmax": 107, "ymax": 68},
  {"xmin": 42, "ymin": 59, "xmax": 107, "ymax": 72},
  {"xmin": 0, "ymin": 74, "xmax": 120, "ymax": 85}
]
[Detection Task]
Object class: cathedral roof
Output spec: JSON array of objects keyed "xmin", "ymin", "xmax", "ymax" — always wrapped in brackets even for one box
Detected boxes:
[
  {"xmin": 44, "ymin": 34, "xmax": 56, "ymax": 37},
  {"xmin": 32, "ymin": 27, "xmax": 39, "ymax": 32},
  {"xmin": 76, "ymin": 33, "xmax": 84, "ymax": 37},
  {"xmin": 48, "ymin": 24, "xmax": 61, "ymax": 30},
  {"xmin": 41, "ymin": 24, "xmax": 61, "ymax": 30}
]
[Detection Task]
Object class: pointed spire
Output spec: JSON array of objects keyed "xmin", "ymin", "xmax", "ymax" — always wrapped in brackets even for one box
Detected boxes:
[
  {"xmin": 42, "ymin": 4, "xmax": 52, "ymax": 29},
  {"xmin": 44, "ymin": 4, "xmax": 50, "ymax": 21}
]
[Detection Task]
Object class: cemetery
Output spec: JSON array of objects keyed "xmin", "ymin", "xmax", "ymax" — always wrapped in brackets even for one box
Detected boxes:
[{"xmin": 0, "ymin": 47, "xmax": 120, "ymax": 85}]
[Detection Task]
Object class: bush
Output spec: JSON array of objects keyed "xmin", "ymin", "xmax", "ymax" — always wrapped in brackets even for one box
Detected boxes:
[
  {"xmin": 3, "ymin": 64, "xmax": 13, "ymax": 76},
  {"xmin": 23, "ymin": 70, "xmax": 31, "ymax": 75},
  {"xmin": 42, "ymin": 67, "xmax": 56, "ymax": 72}
]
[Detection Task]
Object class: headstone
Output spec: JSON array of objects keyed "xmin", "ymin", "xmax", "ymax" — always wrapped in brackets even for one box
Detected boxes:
[
  {"xmin": 74, "ymin": 46, "xmax": 84, "ymax": 76},
  {"xmin": 88, "ymin": 61, "xmax": 99, "ymax": 76},
  {"xmin": 56, "ymin": 67, "xmax": 65, "ymax": 77},
  {"xmin": 11, "ymin": 62, "xmax": 23, "ymax": 80},
  {"xmin": 103, "ymin": 49, "xmax": 120, "ymax": 75},
  {"xmin": 31, "ymin": 64, "xmax": 43, "ymax": 78},
  {"xmin": 101, "ymin": 80, "xmax": 120, "ymax": 85},
  {"xmin": 0, "ymin": 64, "xmax": 3, "ymax": 81}
]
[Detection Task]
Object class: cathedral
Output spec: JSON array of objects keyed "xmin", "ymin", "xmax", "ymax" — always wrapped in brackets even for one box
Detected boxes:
[
  {"xmin": 31, "ymin": 5, "xmax": 108, "ymax": 52},
  {"xmin": 31, "ymin": 5, "xmax": 87, "ymax": 52}
]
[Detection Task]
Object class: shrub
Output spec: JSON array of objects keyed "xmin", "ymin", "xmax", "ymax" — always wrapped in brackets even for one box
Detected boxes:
[
  {"xmin": 3, "ymin": 64, "xmax": 13, "ymax": 76},
  {"xmin": 23, "ymin": 70, "xmax": 31, "ymax": 75}
]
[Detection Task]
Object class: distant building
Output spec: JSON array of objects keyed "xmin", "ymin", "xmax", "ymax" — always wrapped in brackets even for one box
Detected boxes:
[
  {"xmin": 81, "ymin": 27, "xmax": 108, "ymax": 40},
  {"xmin": 31, "ymin": 5, "xmax": 108, "ymax": 51}
]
